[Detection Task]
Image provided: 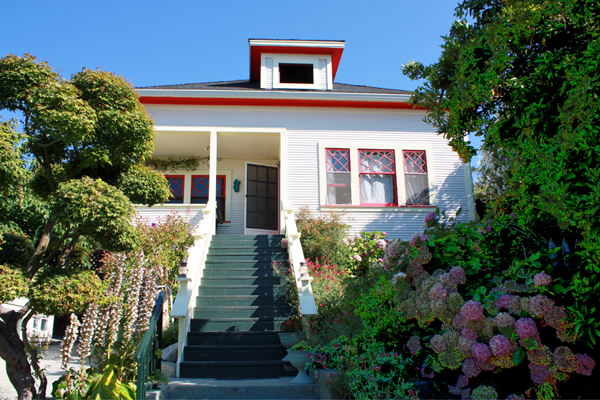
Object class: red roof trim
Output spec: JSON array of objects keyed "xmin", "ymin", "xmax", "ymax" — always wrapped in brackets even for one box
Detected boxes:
[
  {"xmin": 249, "ymin": 46, "xmax": 344, "ymax": 82},
  {"xmin": 139, "ymin": 96, "xmax": 424, "ymax": 110}
]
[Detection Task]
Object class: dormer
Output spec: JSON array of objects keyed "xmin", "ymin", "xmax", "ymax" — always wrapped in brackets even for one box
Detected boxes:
[{"xmin": 249, "ymin": 39, "xmax": 345, "ymax": 91}]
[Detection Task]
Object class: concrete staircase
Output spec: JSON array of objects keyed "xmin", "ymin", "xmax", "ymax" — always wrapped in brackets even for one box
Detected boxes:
[{"xmin": 173, "ymin": 235, "xmax": 317, "ymax": 399}]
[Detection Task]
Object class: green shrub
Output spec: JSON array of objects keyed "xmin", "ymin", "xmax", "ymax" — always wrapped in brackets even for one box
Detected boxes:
[
  {"xmin": 295, "ymin": 207, "xmax": 352, "ymax": 267},
  {"xmin": 162, "ymin": 320, "xmax": 179, "ymax": 348}
]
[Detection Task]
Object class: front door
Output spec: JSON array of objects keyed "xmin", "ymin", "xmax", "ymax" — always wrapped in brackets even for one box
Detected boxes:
[{"xmin": 246, "ymin": 164, "xmax": 278, "ymax": 231}]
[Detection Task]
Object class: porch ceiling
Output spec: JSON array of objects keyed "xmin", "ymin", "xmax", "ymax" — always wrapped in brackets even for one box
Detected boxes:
[{"xmin": 152, "ymin": 130, "xmax": 280, "ymax": 159}]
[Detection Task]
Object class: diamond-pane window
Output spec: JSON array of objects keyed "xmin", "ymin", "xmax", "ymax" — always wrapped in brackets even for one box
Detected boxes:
[
  {"xmin": 191, "ymin": 175, "xmax": 226, "ymax": 219},
  {"xmin": 325, "ymin": 149, "xmax": 351, "ymax": 204},
  {"xmin": 359, "ymin": 150, "xmax": 395, "ymax": 174},
  {"xmin": 326, "ymin": 149, "xmax": 350, "ymax": 172},
  {"xmin": 165, "ymin": 175, "xmax": 184, "ymax": 204},
  {"xmin": 358, "ymin": 150, "xmax": 396, "ymax": 205},
  {"xmin": 403, "ymin": 151, "xmax": 429, "ymax": 205}
]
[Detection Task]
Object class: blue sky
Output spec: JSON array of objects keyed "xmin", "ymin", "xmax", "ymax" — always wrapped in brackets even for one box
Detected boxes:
[{"xmin": 1, "ymin": 0, "xmax": 480, "ymax": 165}]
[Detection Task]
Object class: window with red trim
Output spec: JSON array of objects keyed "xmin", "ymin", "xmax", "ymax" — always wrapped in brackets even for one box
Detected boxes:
[
  {"xmin": 165, "ymin": 175, "xmax": 184, "ymax": 204},
  {"xmin": 403, "ymin": 150, "xmax": 429, "ymax": 205},
  {"xmin": 325, "ymin": 148, "xmax": 351, "ymax": 205},
  {"xmin": 192, "ymin": 175, "xmax": 226, "ymax": 217},
  {"xmin": 358, "ymin": 150, "xmax": 397, "ymax": 206}
]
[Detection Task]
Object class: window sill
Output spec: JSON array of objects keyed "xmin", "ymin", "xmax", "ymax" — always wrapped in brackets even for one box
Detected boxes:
[{"xmin": 319, "ymin": 204, "xmax": 436, "ymax": 212}]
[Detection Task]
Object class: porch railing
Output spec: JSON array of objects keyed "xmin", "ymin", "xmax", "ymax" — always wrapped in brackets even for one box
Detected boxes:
[
  {"xmin": 135, "ymin": 290, "xmax": 166, "ymax": 400},
  {"xmin": 170, "ymin": 200, "xmax": 216, "ymax": 377},
  {"xmin": 280, "ymin": 200, "xmax": 318, "ymax": 320}
]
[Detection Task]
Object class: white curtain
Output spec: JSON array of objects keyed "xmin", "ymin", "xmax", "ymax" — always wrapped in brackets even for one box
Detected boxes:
[
  {"xmin": 326, "ymin": 172, "xmax": 351, "ymax": 204},
  {"xmin": 360, "ymin": 174, "xmax": 394, "ymax": 204},
  {"xmin": 405, "ymin": 174, "xmax": 429, "ymax": 204}
]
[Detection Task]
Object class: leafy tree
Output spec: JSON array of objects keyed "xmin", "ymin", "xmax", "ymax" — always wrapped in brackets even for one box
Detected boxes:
[
  {"xmin": 0, "ymin": 54, "xmax": 170, "ymax": 400},
  {"xmin": 403, "ymin": 0, "xmax": 600, "ymax": 347}
]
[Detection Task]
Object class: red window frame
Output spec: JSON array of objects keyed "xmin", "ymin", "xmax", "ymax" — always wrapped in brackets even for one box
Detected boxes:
[
  {"xmin": 165, "ymin": 175, "xmax": 185, "ymax": 204},
  {"xmin": 358, "ymin": 149, "xmax": 397, "ymax": 206},
  {"xmin": 325, "ymin": 148, "xmax": 351, "ymax": 186},
  {"xmin": 191, "ymin": 175, "xmax": 227, "ymax": 219},
  {"xmin": 403, "ymin": 150, "xmax": 429, "ymax": 205}
]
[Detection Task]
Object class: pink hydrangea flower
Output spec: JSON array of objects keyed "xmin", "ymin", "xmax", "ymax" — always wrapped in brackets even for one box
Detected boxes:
[
  {"xmin": 353, "ymin": 254, "xmax": 362, "ymax": 262},
  {"xmin": 576, "ymin": 354, "xmax": 596, "ymax": 376},
  {"xmin": 375, "ymin": 239, "xmax": 387, "ymax": 250},
  {"xmin": 515, "ymin": 318, "xmax": 538, "ymax": 339},
  {"xmin": 449, "ymin": 266, "xmax": 466, "ymax": 285},
  {"xmin": 461, "ymin": 300, "xmax": 485, "ymax": 322},
  {"xmin": 409, "ymin": 232, "xmax": 430, "ymax": 247},
  {"xmin": 461, "ymin": 328, "xmax": 478, "ymax": 340},
  {"xmin": 495, "ymin": 312, "xmax": 516, "ymax": 328},
  {"xmin": 462, "ymin": 358, "xmax": 481, "ymax": 378},
  {"xmin": 428, "ymin": 283, "xmax": 448, "ymax": 301},
  {"xmin": 533, "ymin": 272, "xmax": 552, "ymax": 286},
  {"xmin": 472, "ymin": 343, "xmax": 492, "ymax": 363},
  {"xmin": 407, "ymin": 336, "xmax": 421, "ymax": 355},
  {"xmin": 495, "ymin": 294, "xmax": 513, "ymax": 310},
  {"xmin": 429, "ymin": 334, "xmax": 446, "ymax": 354},
  {"xmin": 529, "ymin": 363, "xmax": 550, "ymax": 385},
  {"xmin": 424, "ymin": 211, "xmax": 437, "ymax": 226},
  {"xmin": 489, "ymin": 335, "xmax": 513, "ymax": 357}
]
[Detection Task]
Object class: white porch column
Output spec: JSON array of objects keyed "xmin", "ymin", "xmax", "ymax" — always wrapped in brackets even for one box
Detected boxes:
[{"xmin": 208, "ymin": 130, "xmax": 218, "ymax": 208}]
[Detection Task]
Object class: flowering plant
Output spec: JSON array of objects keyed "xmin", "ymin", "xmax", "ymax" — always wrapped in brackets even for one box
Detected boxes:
[
  {"xmin": 347, "ymin": 231, "xmax": 387, "ymax": 275},
  {"xmin": 290, "ymin": 341, "xmax": 309, "ymax": 351},
  {"xmin": 306, "ymin": 335, "xmax": 350, "ymax": 371},
  {"xmin": 280, "ymin": 315, "xmax": 302, "ymax": 333}
]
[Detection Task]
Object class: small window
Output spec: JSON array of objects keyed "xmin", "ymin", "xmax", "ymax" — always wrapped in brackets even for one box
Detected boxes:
[
  {"xmin": 192, "ymin": 175, "xmax": 226, "ymax": 217},
  {"xmin": 325, "ymin": 149, "xmax": 351, "ymax": 205},
  {"xmin": 359, "ymin": 150, "xmax": 397, "ymax": 206},
  {"xmin": 279, "ymin": 63, "xmax": 314, "ymax": 84},
  {"xmin": 403, "ymin": 151, "xmax": 429, "ymax": 205},
  {"xmin": 165, "ymin": 175, "xmax": 184, "ymax": 204}
]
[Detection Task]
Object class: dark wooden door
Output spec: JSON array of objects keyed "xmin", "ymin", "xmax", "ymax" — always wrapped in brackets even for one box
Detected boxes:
[{"xmin": 246, "ymin": 164, "xmax": 278, "ymax": 230}]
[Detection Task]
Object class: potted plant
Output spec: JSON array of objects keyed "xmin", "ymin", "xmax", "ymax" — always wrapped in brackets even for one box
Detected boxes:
[
  {"xmin": 287, "ymin": 341, "xmax": 313, "ymax": 384},
  {"xmin": 277, "ymin": 315, "xmax": 303, "ymax": 349}
]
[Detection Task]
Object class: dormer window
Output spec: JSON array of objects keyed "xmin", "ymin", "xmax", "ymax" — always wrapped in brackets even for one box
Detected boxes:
[
  {"xmin": 279, "ymin": 63, "xmax": 314, "ymax": 84},
  {"xmin": 249, "ymin": 39, "xmax": 344, "ymax": 91}
]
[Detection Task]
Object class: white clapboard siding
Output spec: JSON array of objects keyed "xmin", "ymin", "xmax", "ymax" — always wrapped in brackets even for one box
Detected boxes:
[
  {"xmin": 264, "ymin": 58, "xmax": 273, "ymax": 90},
  {"xmin": 135, "ymin": 206, "xmax": 205, "ymax": 229},
  {"xmin": 145, "ymin": 104, "xmax": 473, "ymax": 239},
  {"xmin": 317, "ymin": 59, "xmax": 328, "ymax": 90}
]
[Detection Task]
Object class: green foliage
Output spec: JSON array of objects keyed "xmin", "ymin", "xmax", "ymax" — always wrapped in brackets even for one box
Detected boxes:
[
  {"xmin": 0, "ymin": 264, "xmax": 28, "ymax": 303},
  {"xmin": 404, "ymin": 0, "xmax": 600, "ymax": 348},
  {"xmin": 0, "ymin": 120, "xmax": 27, "ymax": 188},
  {"xmin": 119, "ymin": 165, "xmax": 170, "ymax": 206},
  {"xmin": 162, "ymin": 320, "xmax": 179, "ymax": 348},
  {"xmin": 0, "ymin": 232, "xmax": 34, "ymax": 270},
  {"xmin": 54, "ymin": 177, "xmax": 139, "ymax": 252},
  {"xmin": 145, "ymin": 156, "xmax": 210, "ymax": 172},
  {"xmin": 30, "ymin": 268, "xmax": 103, "ymax": 316},
  {"xmin": 295, "ymin": 207, "xmax": 352, "ymax": 267}
]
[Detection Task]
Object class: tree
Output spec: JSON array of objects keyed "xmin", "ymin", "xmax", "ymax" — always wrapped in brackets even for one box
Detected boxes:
[
  {"xmin": 403, "ymin": 0, "xmax": 600, "ymax": 347},
  {"xmin": 0, "ymin": 54, "xmax": 170, "ymax": 400}
]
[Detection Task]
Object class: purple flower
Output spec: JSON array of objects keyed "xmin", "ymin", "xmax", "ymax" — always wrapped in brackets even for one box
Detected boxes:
[
  {"xmin": 353, "ymin": 254, "xmax": 362, "ymax": 262},
  {"xmin": 472, "ymin": 343, "xmax": 492, "ymax": 363},
  {"xmin": 462, "ymin": 358, "xmax": 481, "ymax": 378},
  {"xmin": 151, "ymin": 223, "xmax": 157, "ymax": 227},
  {"xmin": 495, "ymin": 312, "xmax": 516, "ymax": 328},
  {"xmin": 495, "ymin": 294, "xmax": 513, "ymax": 310},
  {"xmin": 461, "ymin": 328, "xmax": 478, "ymax": 340},
  {"xmin": 529, "ymin": 363, "xmax": 550, "ymax": 385},
  {"xmin": 485, "ymin": 221, "xmax": 492, "ymax": 232},
  {"xmin": 409, "ymin": 232, "xmax": 430, "ymax": 247},
  {"xmin": 533, "ymin": 272, "xmax": 552, "ymax": 286},
  {"xmin": 429, "ymin": 335, "xmax": 446, "ymax": 354},
  {"xmin": 515, "ymin": 318, "xmax": 538, "ymax": 340},
  {"xmin": 449, "ymin": 266, "xmax": 466, "ymax": 285},
  {"xmin": 461, "ymin": 300, "xmax": 485, "ymax": 322},
  {"xmin": 424, "ymin": 211, "xmax": 437, "ymax": 226},
  {"xmin": 382, "ymin": 231, "xmax": 387, "ymax": 236},
  {"xmin": 407, "ymin": 336, "xmax": 421, "ymax": 355},
  {"xmin": 375, "ymin": 239, "xmax": 387, "ymax": 250},
  {"xmin": 576, "ymin": 354, "xmax": 596, "ymax": 376},
  {"xmin": 428, "ymin": 283, "xmax": 448, "ymax": 301},
  {"xmin": 489, "ymin": 335, "xmax": 513, "ymax": 357}
]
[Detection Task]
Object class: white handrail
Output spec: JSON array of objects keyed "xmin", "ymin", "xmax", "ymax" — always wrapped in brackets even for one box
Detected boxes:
[
  {"xmin": 281, "ymin": 199, "xmax": 318, "ymax": 318},
  {"xmin": 170, "ymin": 200, "xmax": 216, "ymax": 377}
]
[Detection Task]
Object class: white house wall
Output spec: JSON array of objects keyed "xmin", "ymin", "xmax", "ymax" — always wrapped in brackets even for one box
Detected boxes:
[{"xmin": 144, "ymin": 104, "xmax": 473, "ymax": 240}]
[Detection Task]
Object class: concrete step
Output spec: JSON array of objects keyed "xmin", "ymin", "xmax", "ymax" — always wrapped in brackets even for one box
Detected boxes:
[
  {"xmin": 190, "ymin": 317, "xmax": 288, "ymax": 332},
  {"xmin": 167, "ymin": 377, "xmax": 318, "ymax": 399},
  {"xmin": 207, "ymin": 254, "xmax": 288, "ymax": 262},
  {"xmin": 184, "ymin": 344, "xmax": 287, "ymax": 361},
  {"xmin": 186, "ymin": 331, "xmax": 282, "ymax": 346},
  {"xmin": 198, "ymin": 285, "xmax": 286, "ymax": 296},
  {"xmin": 212, "ymin": 234, "xmax": 285, "ymax": 241},
  {"xmin": 209, "ymin": 241, "xmax": 286, "ymax": 250},
  {"xmin": 201, "ymin": 276, "xmax": 282, "ymax": 286},
  {"xmin": 193, "ymin": 306, "xmax": 290, "ymax": 319},
  {"xmin": 203, "ymin": 268, "xmax": 279, "ymax": 278},
  {"xmin": 208, "ymin": 247, "xmax": 287, "ymax": 256},
  {"xmin": 196, "ymin": 295, "xmax": 287, "ymax": 308},
  {"xmin": 205, "ymin": 260, "xmax": 287, "ymax": 269},
  {"xmin": 179, "ymin": 360, "xmax": 296, "ymax": 379}
]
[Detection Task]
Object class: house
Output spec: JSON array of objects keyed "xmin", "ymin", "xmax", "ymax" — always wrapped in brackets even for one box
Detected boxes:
[{"xmin": 135, "ymin": 39, "xmax": 475, "ymax": 239}]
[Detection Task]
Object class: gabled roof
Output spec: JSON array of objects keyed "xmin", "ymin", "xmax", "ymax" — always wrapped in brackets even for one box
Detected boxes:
[{"xmin": 138, "ymin": 80, "xmax": 411, "ymax": 95}]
